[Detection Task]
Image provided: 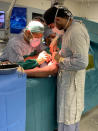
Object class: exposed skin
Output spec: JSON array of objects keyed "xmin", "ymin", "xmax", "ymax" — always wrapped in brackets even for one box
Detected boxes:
[{"xmin": 24, "ymin": 61, "xmax": 58, "ymax": 78}]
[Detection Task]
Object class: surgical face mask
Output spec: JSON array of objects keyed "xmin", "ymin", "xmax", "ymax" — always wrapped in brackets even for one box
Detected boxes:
[
  {"xmin": 30, "ymin": 38, "xmax": 41, "ymax": 48},
  {"xmin": 52, "ymin": 27, "xmax": 64, "ymax": 35}
]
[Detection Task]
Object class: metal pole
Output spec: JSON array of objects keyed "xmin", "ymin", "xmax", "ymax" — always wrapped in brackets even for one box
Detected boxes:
[{"xmin": 5, "ymin": 0, "xmax": 16, "ymax": 41}]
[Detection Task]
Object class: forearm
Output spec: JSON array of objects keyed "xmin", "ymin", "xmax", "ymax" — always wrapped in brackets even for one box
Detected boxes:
[
  {"xmin": 24, "ymin": 64, "xmax": 58, "ymax": 78},
  {"xmin": 59, "ymin": 53, "xmax": 88, "ymax": 71}
]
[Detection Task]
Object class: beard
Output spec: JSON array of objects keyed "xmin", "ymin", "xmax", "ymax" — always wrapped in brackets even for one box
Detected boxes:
[
  {"xmin": 56, "ymin": 24, "xmax": 64, "ymax": 30},
  {"xmin": 59, "ymin": 27, "xmax": 64, "ymax": 30}
]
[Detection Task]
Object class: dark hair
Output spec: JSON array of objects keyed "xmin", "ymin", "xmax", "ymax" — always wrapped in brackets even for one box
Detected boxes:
[
  {"xmin": 43, "ymin": 7, "xmax": 57, "ymax": 25},
  {"xmin": 43, "ymin": 5, "xmax": 72, "ymax": 25},
  {"xmin": 33, "ymin": 16, "xmax": 45, "ymax": 24}
]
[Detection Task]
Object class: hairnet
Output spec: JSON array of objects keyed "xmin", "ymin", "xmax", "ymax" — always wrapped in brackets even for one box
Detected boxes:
[{"xmin": 26, "ymin": 21, "xmax": 44, "ymax": 33}]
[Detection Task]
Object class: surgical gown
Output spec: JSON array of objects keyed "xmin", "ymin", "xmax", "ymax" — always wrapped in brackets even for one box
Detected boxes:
[
  {"xmin": 0, "ymin": 33, "xmax": 41, "ymax": 63},
  {"xmin": 57, "ymin": 20, "xmax": 90, "ymax": 125}
]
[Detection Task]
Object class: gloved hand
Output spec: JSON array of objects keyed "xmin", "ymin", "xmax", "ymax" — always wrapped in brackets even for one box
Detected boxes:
[
  {"xmin": 49, "ymin": 36, "xmax": 59, "ymax": 53},
  {"xmin": 52, "ymin": 51, "xmax": 65, "ymax": 63},
  {"xmin": 36, "ymin": 51, "xmax": 51, "ymax": 65},
  {"xmin": 17, "ymin": 66, "xmax": 24, "ymax": 73},
  {"xmin": 52, "ymin": 51, "xmax": 61, "ymax": 63}
]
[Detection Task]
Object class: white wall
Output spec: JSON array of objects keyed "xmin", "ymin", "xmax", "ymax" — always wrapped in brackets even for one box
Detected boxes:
[
  {"xmin": 65, "ymin": 1, "xmax": 98, "ymax": 23},
  {"xmin": 0, "ymin": 0, "xmax": 51, "ymax": 10},
  {"xmin": 0, "ymin": 0, "xmax": 80, "ymax": 14},
  {"xmin": 0, "ymin": 0, "xmax": 81, "ymax": 23},
  {"xmin": 77, "ymin": 2, "xmax": 98, "ymax": 23},
  {"xmin": 0, "ymin": 1, "xmax": 45, "ymax": 24},
  {"xmin": 0, "ymin": 0, "xmax": 98, "ymax": 23},
  {"xmin": 64, "ymin": 1, "xmax": 81, "ymax": 17}
]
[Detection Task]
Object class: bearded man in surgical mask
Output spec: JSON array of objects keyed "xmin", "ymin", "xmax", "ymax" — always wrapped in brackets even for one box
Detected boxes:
[
  {"xmin": 44, "ymin": 4, "xmax": 90, "ymax": 131},
  {"xmin": 0, "ymin": 21, "xmax": 45, "ymax": 63}
]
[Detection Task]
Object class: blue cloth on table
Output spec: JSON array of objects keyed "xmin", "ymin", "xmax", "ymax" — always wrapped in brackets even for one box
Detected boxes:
[{"xmin": 0, "ymin": 72, "xmax": 26, "ymax": 131}]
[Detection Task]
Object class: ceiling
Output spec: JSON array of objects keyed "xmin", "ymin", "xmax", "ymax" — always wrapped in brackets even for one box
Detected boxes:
[
  {"xmin": 0, "ymin": 0, "xmax": 98, "ymax": 3},
  {"xmin": 69, "ymin": 0, "xmax": 98, "ymax": 2}
]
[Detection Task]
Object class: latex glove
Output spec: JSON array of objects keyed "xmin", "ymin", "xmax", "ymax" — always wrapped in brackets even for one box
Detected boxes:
[
  {"xmin": 36, "ymin": 51, "xmax": 51, "ymax": 64},
  {"xmin": 53, "ymin": 52, "xmax": 61, "ymax": 63},
  {"xmin": 49, "ymin": 36, "xmax": 59, "ymax": 53},
  {"xmin": 53, "ymin": 51, "xmax": 65, "ymax": 63},
  {"xmin": 17, "ymin": 66, "xmax": 24, "ymax": 73}
]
